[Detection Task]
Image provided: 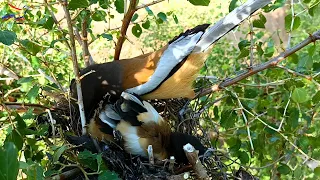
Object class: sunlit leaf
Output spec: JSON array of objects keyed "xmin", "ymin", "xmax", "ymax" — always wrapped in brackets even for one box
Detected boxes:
[
  {"xmin": 292, "ymin": 88, "xmax": 310, "ymax": 103},
  {"xmin": 92, "ymin": 10, "xmax": 107, "ymax": 21},
  {"xmin": 188, "ymin": 0, "xmax": 210, "ymax": 6}
]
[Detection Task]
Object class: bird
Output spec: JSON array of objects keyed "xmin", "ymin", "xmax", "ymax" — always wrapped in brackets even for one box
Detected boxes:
[
  {"xmin": 70, "ymin": 0, "xmax": 270, "ymax": 121},
  {"xmin": 88, "ymin": 91, "xmax": 208, "ymax": 164}
]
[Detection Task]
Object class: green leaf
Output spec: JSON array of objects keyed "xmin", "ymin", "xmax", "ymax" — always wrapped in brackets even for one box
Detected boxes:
[
  {"xmin": 188, "ymin": 0, "xmax": 210, "ymax": 6},
  {"xmin": 5, "ymin": 130, "xmax": 23, "ymax": 151},
  {"xmin": 292, "ymin": 88, "xmax": 310, "ymax": 103},
  {"xmin": 173, "ymin": 14, "xmax": 179, "ymax": 24},
  {"xmin": 145, "ymin": 7, "xmax": 154, "ymax": 16},
  {"xmin": 288, "ymin": 108, "xmax": 299, "ymax": 128},
  {"xmin": 238, "ymin": 40, "xmax": 250, "ymax": 51},
  {"xmin": 229, "ymin": 0, "xmax": 240, "ymax": 12},
  {"xmin": 132, "ymin": 24, "xmax": 142, "ymax": 38},
  {"xmin": 297, "ymin": 54, "xmax": 313, "ymax": 71},
  {"xmin": 92, "ymin": 10, "xmax": 106, "ymax": 21},
  {"xmin": 98, "ymin": 170, "xmax": 119, "ymax": 180},
  {"xmin": 42, "ymin": 17, "xmax": 54, "ymax": 30},
  {"xmin": 312, "ymin": 91, "xmax": 320, "ymax": 104},
  {"xmin": 220, "ymin": 109, "xmax": 237, "ymax": 129},
  {"xmin": 314, "ymin": 167, "xmax": 320, "ymax": 176},
  {"xmin": 24, "ymin": 163, "xmax": 44, "ymax": 180},
  {"xmin": 99, "ymin": 0, "xmax": 111, "ymax": 9},
  {"xmin": 114, "ymin": 0, "xmax": 124, "ymax": 13},
  {"xmin": 0, "ymin": 30, "xmax": 17, "ymax": 46},
  {"xmin": 20, "ymin": 40, "xmax": 42, "ymax": 56},
  {"xmin": 308, "ymin": 45, "xmax": 316, "ymax": 56},
  {"xmin": 142, "ymin": 20, "xmax": 150, "ymax": 29},
  {"xmin": 238, "ymin": 151, "xmax": 249, "ymax": 164},
  {"xmin": 157, "ymin": 12, "xmax": 167, "ymax": 22},
  {"xmin": 244, "ymin": 88, "xmax": 259, "ymax": 98},
  {"xmin": 26, "ymin": 85, "xmax": 40, "ymax": 103},
  {"xmin": 101, "ymin": 33, "xmax": 113, "ymax": 40},
  {"xmin": 285, "ymin": 15, "xmax": 301, "ymax": 31},
  {"xmin": 288, "ymin": 53, "xmax": 299, "ymax": 64},
  {"xmin": 69, "ymin": 0, "xmax": 89, "ymax": 10},
  {"xmin": 131, "ymin": 13, "xmax": 138, "ymax": 22},
  {"xmin": 277, "ymin": 164, "xmax": 291, "ymax": 175},
  {"xmin": 53, "ymin": 145, "xmax": 67, "ymax": 162},
  {"xmin": 237, "ymin": 48, "xmax": 249, "ymax": 59},
  {"xmin": 17, "ymin": 77, "xmax": 34, "ymax": 84},
  {"xmin": 31, "ymin": 56, "xmax": 41, "ymax": 69},
  {"xmin": 253, "ymin": 14, "xmax": 267, "ymax": 28},
  {"xmin": 78, "ymin": 150, "xmax": 98, "ymax": 171},
  {"xmin": 0, "ymin": 142, "xmax": 19, "ymax": 180}
]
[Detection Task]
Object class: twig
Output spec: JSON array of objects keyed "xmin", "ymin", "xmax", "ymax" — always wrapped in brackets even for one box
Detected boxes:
[
  {"xmin": 46, "ymin": 109, "xmax": 56, "ymax": 140},
  {"xmin": 136, "ymin": 0, "xmax": 165, "ymax": 10},
  {"xmin": 196, "ymin": 29, "xmax": 320, "ymax": 97},
  {"xmin": 114, "ymin": 0, "xmax": 138, "ymax": 60},
  {"xmin": 276, "ymin": 65, "xmax": 312, "ymax": 80},
  {"xmin": 59, "ymin": 0, "xmax": 87, "ymax": 135},
  {"xmin": 81, "ymin": 13, "xmax": 94, "ymax": 66},
  {"xmin": 0, "ymin": 64, "xmax": 19, "ymax": 80},
  {"xmin": 287, "ymin": 0, "xmax": 295, "ymax": 50},
  {"xmin": 49, "ymin": 168, "xmax": 81, "ymax": 180},
  {"xmin": 248, "ymin": 18, "xmax": 254, "ymax": 67},
  {"xmin": 167, "ymin": 172, "xmax": 190, "ymax": 180},
  {"xmin": 183, "ymin": 143, "xmax": 209, "ymax": 179}
]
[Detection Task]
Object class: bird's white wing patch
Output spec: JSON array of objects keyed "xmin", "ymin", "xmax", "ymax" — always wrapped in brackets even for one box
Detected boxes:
[
  {"xmin": 127, "ymin": 32, "xmax": 203, "ymax": 95},
  {"xmin": 137, "ymin": 101, "xmax": 163, "ymax": 124},
  {"xmin": 99, "ymin": 105, "xmax": 119, "ymax": 129}
]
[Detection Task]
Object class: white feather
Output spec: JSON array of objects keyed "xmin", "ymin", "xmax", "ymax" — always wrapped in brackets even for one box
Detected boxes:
[
  {"xmin": 119, "ymin": 125, "xmax": 147, "ymax": 157},
  {"xmin": 121, "ymin": 92, "xmax": 144, "ymax": 107},
  {"xmin": 99, "ymin": 111, "xmax": 117, "ymax": 129},
  {"xmin": 138, "ymin": 101, "xmax": 162, "ymax": 124},
  {"xmin": 193, "ymin": 0, "xmax": 272, "ymax": 52},
  {"xmin": 127, "ymin": 32, "xmax": 204, "ymax": 95}
]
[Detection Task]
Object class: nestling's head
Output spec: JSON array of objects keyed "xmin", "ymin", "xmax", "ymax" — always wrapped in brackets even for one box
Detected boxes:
[{"xmin": 169, "ymin": 132, "xmax": 207, "ymax": 164}]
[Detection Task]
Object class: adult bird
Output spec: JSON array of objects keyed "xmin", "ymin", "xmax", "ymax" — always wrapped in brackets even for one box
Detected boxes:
[
  {"xmin": 89, "ymin": 91, "xmax": 208, "ymax": 163},
  {"xmin": 70, "ymin": 0, "xmax": 271, "ymax": 122}
]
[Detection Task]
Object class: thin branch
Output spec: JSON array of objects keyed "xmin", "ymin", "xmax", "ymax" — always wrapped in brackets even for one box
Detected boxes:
[
  {"xmin": 114, "ymin": 0, "xmax": 138, "ymax": 60},
  {"xmin": 196, "ymin": 29, "xmax": 320, "ymax": 97},
  {"xmin": 0, "ymin": 63, "xmax": 19, "ymax": 80},
  {"xmin": 276, "ymin": 65, "xmax": 312, "ymax": 80},
  {"xmin": 81, "ymin": 13, "xmax": 94, "ymax": 66},
  {"xmin": 59, "ymin": 0, "xmax": 87, "ymax": 135},
  {"xmin": 136, "ymin": 0, "xmax": 165, "ymax": 10}
]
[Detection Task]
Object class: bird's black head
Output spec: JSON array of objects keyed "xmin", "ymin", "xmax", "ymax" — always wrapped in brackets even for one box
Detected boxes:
[{"xmin": 169, "ymin": 132, "xmax": 207, "ymax": 164}]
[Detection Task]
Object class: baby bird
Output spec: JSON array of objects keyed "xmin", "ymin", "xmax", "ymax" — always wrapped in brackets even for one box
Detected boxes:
[{"xmin": 89, "ymin": 92, "xmax": 207, "ymax": 164}]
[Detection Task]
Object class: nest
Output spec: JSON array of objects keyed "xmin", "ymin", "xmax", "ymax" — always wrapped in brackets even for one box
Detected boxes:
[{"xmin": 40, "ymin": 89, "xmax": 257, "ymax": 180}]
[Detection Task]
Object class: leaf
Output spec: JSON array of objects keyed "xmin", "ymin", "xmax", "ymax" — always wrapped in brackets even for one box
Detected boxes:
[
  {"xmin": 142, "ymin": 20, "xmax": 150, "ymax": 29},
  {"xmin": 0, "ymin": 30, "xmax": 17, "ymax": 46},
  {"xmin": 132, "ymin": 24, "xmax": 142, "ymax": 38},
  {"xmin": 285, "ymin": 15, "xmax": 301, "ymax": 31},
  {"xmin": 297, "ymin": 54, "xmax": 313, "ymax": 71},
  {"xmin": 173, "ymin": 14, "xmax": 179, "ymax": 24},
  {"xmin": 92, "ymin": 10, "xmax": 106, "ymax": 21},
  {"xmin": 31, "ymin": 56, "xmax": 41, "ymax": 69},
  {"xmin": 277, "ymin": 164, "xmax": 291, "ymax": 175},
  {"xmin": 114, "ymin": 0, "xmax": 124, "ymax": 13},
  {"xmin": 288, "ymin": 108, "xmax": 299, "ymax": 128},
  {"xmin": 42, "ymin": 17, "xmax": 54, "ymax": 30},
  {"xmin": 188, "ymin": 0, "xmax": 210, "ymax": 6},
  {"xmin": 237, "ymin": 48, "xmax": 249, "ymax": 59},
  {"xmin": 312, "ymin": 91, "xmax": 320, "ymax": 104},
  {"xmin": 131, "ymin": 13, "xmax": 138, "ymax": 22},
  {"xmin": 253, "ymin": 14, "xmax": 267, "ymax": 28},
  {"xmin": 229, "ymin": 0, "xmax": 240, "ymax": 12},
  {"xmin": 292, "ymin": 88, "xmax": 310, "ymax": 103},
  {"xmin": 5, "ymin": 130, "xmax": 23, "ymax": 151},
  {"xmin": 98, "ymin": 170, "xmax": 119, "ymax": 180},
  {"xmin": 20, "ymin": 40, "xmax": 42, "ymax": 56},
  {"xmin": 157, "ymin": 12, "xmax": 167, "ymax": 22},
  {"xmin": 0, "ymin": 142, "xmax": 19, "ymax": 180},
  {"xmin": 68, "ymin": 0, "xmax": 89, "ymax": 10},
  {"xmin": 53, "ymin": 145, "xmax": 67, "ymax": 162},
  {"xmin": 220, "ymin": 109, "xmax": 237, "ymax": 129},
  {"xmin": 23, "ymin": 163, "xmax": 44, "ymax": 180},
  {"xmin": 288, "ymin": 53, "xmax": 299, "ymax": 64},
  {"xmin": 17, "ymin": 77, "xmax": 34, "ymax": 84},
  {"xmin": 308, "ymin": 45, "xmax": 316, "ymax": 56},
  {"xmin": 78, "ymin": 150, "xmax": 98, "ymax": 171},
  {"xmin": 101, "ymin": 33, "xmax": 113, "ymax": 40},
  {"xmin": 238, "ymin": 151, "xmax": 249, "ymax": 164},
  {"xmin": 26, "ymin": 85, "xmax": 40, "ymax": 103},
  {"xmin": 314, "ymin": 167, "xmax": 320, "ymax": 176},
  {"xmin": 99, "ymin": 0, "xmax": 111, "ymax": 9},
  {"xmin": 244, "ymin": 88, "xmax": 259, "ymax": 98},
  {"xmin": 145, "ymin": 7, "xmax": 154, "ymax": 16},
  {"xmin": 238, "ymin": 40, "xmax": 250, "ymax": 51}
]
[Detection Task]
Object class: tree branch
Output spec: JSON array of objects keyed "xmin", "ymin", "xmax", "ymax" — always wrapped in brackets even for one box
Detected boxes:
[
  {"xmin": 196, "ymin": 30, "xmax": 320, "ymax": 98},
  {"xmin": 136, "ymin": 0, "xmax": 165, "ymax": 10},
  {"xmin": 59, "ymin": 0, "xmax": 87, "ymax": 135},
  {"xmin": 0, "ymin": 63, "xmax": 19, "ymax": 80},
  {"xmin": 114, "ymin": 0, "xmax": 138, "ymax": 60},
  {"xmin": 81, "ymin": 13, "xmax": 94, "ymax": 67}
]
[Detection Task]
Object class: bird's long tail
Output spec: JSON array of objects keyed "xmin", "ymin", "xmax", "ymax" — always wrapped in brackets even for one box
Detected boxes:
[{"xmin": 194, "ymin": 0, "xmax": 272, "ymax": 53}]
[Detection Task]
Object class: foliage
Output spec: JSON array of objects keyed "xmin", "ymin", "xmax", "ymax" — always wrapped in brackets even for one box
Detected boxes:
[{"xmin": 0, "ymin": 0, "xmax": 320, "ymax": 179}]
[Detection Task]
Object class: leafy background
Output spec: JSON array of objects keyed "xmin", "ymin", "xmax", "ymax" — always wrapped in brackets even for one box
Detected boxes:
[{"xmin": 0, "ymin": 0, "xmax": 320, "ymax": 179}]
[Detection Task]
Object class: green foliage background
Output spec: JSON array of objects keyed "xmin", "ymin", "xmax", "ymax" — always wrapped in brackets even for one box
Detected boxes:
[{"xmin": 0, "ymin": 0, "xmax": 320, "ymax": 179}]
